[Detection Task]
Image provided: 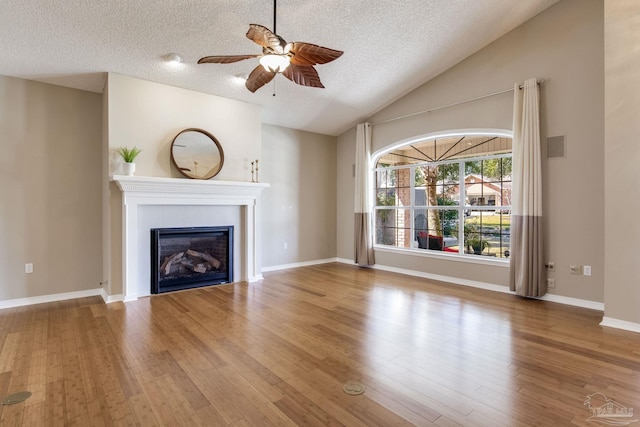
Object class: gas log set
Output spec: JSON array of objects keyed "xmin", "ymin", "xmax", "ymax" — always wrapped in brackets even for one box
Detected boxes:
[{"xmin": 160, "ymin": 249, "xmax": 222, "ymax": 277}]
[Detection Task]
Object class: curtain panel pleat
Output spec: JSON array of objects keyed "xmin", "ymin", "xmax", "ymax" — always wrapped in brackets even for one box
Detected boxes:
[
  {"xmin": 354, "ymin": 123, "xmax": 375, "ymax": 266},
  {"xmin": 509, "ymin": 78, "xmax": 544, "ymax": 297}
]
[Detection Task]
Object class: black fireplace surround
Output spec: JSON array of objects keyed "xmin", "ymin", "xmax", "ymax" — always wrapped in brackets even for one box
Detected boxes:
[{"xmin": 151, "ymin": 226, "xmax": 233, "ymax": 294}]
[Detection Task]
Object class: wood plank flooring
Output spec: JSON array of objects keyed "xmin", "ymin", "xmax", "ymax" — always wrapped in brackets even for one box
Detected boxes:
[{"xmin": 0, "ymin": 262, "xmax": 639, "ymax": 426}]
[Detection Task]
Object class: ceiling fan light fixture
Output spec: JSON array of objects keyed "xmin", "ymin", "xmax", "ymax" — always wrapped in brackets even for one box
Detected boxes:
[{"xmin": 259, "ymin": 54, "xmax": 290, "ymax": 73}]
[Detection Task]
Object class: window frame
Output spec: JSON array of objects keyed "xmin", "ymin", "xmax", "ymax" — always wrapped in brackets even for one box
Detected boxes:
[{"xmin": 371, "ymin": 130, "xmax": 512, "ymax": 266}]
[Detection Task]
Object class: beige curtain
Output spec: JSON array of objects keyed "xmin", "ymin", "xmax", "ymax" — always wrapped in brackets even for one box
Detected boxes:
[
  {"xmin": 510, "ymin": 78, "xmax": 544, "ymax": 297},
  {"xmin": 354, "ymin": 123, "xmax": 375, "ymax": 265}
]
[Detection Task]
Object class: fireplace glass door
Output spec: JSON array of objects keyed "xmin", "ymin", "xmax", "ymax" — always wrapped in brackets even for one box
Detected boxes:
[{"xmin": 151, "ymin": 226, "xmax": 233, "ymax": 294}]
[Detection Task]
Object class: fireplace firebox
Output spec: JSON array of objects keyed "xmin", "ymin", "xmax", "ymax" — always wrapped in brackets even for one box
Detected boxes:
[{"xmin": 151, "ymin": 226, "xmax": 233, "ymax": 294}]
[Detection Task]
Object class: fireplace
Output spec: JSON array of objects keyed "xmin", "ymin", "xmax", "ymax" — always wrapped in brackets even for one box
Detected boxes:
[
  {"xmin": 112, "ymin": 176, "xmax": 268, "ymax": 301},
  {"xmin": 151, "ymin": 226, "xmax": 233, "ymax": 294}
]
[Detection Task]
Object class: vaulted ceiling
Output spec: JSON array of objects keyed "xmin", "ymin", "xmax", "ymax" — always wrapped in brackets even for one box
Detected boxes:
[{"xmin": 0, "ymin": 0, "xmax": 559, "ymax": 136}]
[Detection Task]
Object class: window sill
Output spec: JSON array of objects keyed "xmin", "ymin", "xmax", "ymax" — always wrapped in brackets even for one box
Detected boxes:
[{"xmin": 373, "ymin": 244, "xmax": 510, "ymax": 268}]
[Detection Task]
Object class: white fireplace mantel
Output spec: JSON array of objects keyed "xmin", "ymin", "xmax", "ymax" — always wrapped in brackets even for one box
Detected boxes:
[{"xmin": 111, "ymin": 175, "xmax": 269, "ymax": 301}]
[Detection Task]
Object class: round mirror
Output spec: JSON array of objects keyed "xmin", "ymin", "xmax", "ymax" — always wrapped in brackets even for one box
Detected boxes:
[{"xmin": 171, "ymin": 128, "xmax": 224, "ymax": 180}]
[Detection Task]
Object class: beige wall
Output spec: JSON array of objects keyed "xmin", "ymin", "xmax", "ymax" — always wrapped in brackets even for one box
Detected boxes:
[
  {"xmin": 336, "ymin": 126, "xmax": 357, "ymax": 262},
  {"xmin": 106, "ymin": 73, "xmax": 261, "ymax": 181},
  {"xmin": 604, "ymin": 1, "xmax": 640, "ymax": 324},
  {"xmin": 337, "ymin": 0, "xmax": 605, "ymax": 302},
  {"xmin": 105, "ymin": 73, "xmax": 263, "ymax": 296},
  {"xmin": 0, "ymin": 75, "xmax": 103, "ymax": 300},
  {"xmin": 261, "ymin": 124, "xmax": 337, "ymax": 267}
]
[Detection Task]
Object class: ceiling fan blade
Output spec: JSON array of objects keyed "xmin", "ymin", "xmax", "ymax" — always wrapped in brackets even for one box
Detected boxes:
[
  {"xmin": 198, "ymin": 54, "xmax": 260, "ymax": 64},
  {"xmin": 246, "ymin": 24, "xmax": 286, "ymax": 54},
  {"xmin": 288, "ymin": 42, "xmax": 343, "ymax": 66},
  {"xmin": 245, "ymin": 65, "xmax": 276, "ymax": 93},
  {"xmin": 282, "ymin": 64, "xmax": 324, "ymax": 88}
]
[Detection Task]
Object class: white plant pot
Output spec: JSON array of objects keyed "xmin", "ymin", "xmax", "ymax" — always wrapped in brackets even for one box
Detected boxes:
[{"xmin": 123, "ymin": 162, "xmax": 136, "ymax": 176}]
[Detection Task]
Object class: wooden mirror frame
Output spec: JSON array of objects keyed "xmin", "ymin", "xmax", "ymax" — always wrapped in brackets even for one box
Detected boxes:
[{"xmin": 170, "ymin": 128, "xmax": 224, "ymax": 180}]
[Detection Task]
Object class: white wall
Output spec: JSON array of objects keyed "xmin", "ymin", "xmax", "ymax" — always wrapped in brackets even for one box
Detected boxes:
[{"xmin": 337, "ymin": 0, "xmax": 604, "ymax": 303}]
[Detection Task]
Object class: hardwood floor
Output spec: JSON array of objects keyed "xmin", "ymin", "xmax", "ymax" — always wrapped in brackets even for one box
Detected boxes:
[{"xmin": 0, "ymin": 262, "xmax": 638, "ymax": 426}]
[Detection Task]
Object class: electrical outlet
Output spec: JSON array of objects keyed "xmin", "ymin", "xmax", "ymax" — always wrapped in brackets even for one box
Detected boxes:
[
  {"xmin": 545, "ymin": 261, "xmax": 555, "ymax": 271},
  {"xmin": 546, "ymin": 278, "xmax": 555, "ymax": 288},
  {"xmin": 570, "ymin": 265, "xmax": 582, "ymax": 275},
  {"xmin": 25, "ymin": 263, "xmax": 33, "ymax": 274},
  {"xmin": 284, "ymin": 242, "xmax": 288, "ymax": 250},
  {"xmin": 583, "ymin": 265, "xmax": 592, "ymax": 276}
]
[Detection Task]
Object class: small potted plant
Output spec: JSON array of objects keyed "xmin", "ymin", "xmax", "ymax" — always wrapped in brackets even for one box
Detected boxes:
[{"xmin": 117, "ymin": 146, "xmax": 142, "ymax": 176}]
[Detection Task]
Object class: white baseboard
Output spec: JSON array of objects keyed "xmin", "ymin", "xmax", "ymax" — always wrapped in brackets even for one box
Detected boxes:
[
  {"xmin": 371, "ymin": 262, "xmax": 514, "ymax": 294},
  {"xmin": 0, "ymin": 261, "xmax": 607, "ymax": 314},
  {"xmin": 600, "ymin": 317, "xmax": 640, "ymax": 333},
  {"xmin": 336, "ymin": 258, "xmax": 604, "ymax": 311},
  {"xmin": 101, "ymin": 288, "xmax": 124, "ymax": 304},
  {"xmin": 539, "ymin": 293, "xmax": 604, "ymax": 311},
  {"xmin": 0, "ymin": 288, "xmax": 103, "ymax": 310},
  {"xmin": 262, "ymin": 258, "xmax": 338, "ymax": 272}
]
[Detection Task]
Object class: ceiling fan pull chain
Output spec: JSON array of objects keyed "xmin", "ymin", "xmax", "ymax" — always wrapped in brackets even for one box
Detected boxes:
[{"xmin": 272, "ymin": 78, "xmax": 277, "ymax": 97}]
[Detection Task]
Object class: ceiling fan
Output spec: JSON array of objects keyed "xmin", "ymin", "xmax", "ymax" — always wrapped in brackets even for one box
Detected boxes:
[{"xmin": 197, "ymin": 0, "xmax": 343, "ymax": 93}]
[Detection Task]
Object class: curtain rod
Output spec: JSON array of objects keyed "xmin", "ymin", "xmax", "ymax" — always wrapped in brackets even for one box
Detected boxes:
[{"xmin": 371, "ymin": 80, "xmax": 544, "ymax": 126}]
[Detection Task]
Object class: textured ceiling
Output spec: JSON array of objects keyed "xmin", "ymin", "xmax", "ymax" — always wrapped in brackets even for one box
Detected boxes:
[{"xmin": 0, "ymin": 0, "xmax": 559, "ymax": 136}]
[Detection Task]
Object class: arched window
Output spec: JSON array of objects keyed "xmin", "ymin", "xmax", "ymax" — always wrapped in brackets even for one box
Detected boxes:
[{"xmin": 373, "ymin": 131, "xmax": 512, "ymax": 259}]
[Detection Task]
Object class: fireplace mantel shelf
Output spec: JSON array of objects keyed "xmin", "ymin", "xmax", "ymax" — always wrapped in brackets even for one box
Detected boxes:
[{"xmin": 111, "ymin": 175, "xmax": 269, "ymax": 197}]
